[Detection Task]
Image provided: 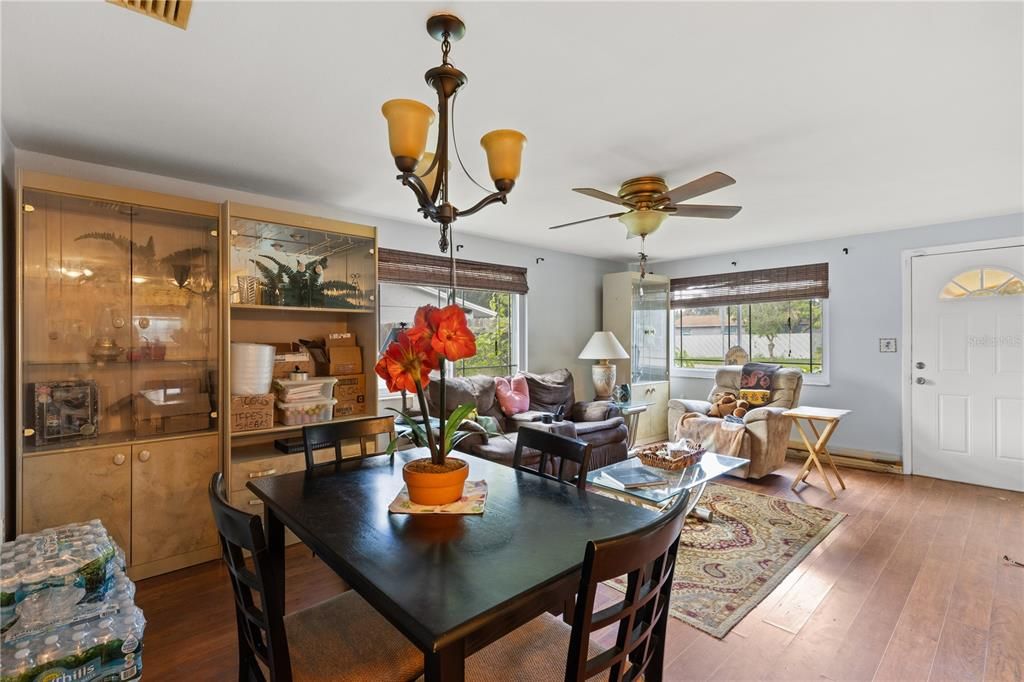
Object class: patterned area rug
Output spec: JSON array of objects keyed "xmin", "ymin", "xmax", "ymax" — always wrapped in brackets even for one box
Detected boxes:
[{"xmin": 610, "ymin": 483, "xmax": 845, "ymax": 638}]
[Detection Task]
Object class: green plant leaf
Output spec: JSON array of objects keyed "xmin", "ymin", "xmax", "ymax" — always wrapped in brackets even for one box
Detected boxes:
[
  {"xmin": 443, "ymin": 403, "xmax": 478, "ymax": 453},
  {"xmin": 386, "ymin": 407, "xmax": 430, "ymax": 451},
  {"xmin": 259, "ymin": 254, "xmax": 296, "ymax": 279}
]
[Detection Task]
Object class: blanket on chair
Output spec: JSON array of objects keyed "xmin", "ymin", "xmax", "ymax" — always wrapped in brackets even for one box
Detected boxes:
[{"xmin": 674, "ymin": 414, "xmax": 748, "ymax": 458}]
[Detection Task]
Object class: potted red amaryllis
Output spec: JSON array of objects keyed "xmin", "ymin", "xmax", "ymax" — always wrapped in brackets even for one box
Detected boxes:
[{"xmin": 376, "ymin": 303, "xmax": 478, "ymax": 505}]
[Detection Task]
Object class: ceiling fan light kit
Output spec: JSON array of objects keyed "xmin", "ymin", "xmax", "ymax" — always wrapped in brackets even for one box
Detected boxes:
[
  {"xmin": 549, "ymin": 171, "xmax": 743, "ymax": 277},
  {"xmin": 381, "ymin": 13, "xmax": 526, "ymax": 256}
]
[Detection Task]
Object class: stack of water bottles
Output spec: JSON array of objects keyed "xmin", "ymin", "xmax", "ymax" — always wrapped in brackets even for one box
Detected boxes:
[{"xmin": 0, "ymin": 520, "xmax": 145, "ymax": 682}]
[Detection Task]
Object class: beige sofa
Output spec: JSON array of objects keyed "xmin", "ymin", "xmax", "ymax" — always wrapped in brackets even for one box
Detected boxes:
[{"xmin": 667, "ymin": 366, "xmax": 803, "ymax": 479}]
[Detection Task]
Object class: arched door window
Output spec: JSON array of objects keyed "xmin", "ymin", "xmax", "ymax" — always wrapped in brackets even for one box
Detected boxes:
[{"xmin": 939, "ymin": 267, "xmax": 1024, "ymax": 299}]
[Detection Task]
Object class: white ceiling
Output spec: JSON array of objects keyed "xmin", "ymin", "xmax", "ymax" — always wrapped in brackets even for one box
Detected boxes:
[{"xmin": 2, "ymin": 1, "xmax": 1021, "ymax": 262}]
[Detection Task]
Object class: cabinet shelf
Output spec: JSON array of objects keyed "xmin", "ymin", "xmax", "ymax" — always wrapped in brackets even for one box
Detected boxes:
[
  {"xmin": 231, "ymin": 303, "xmax": 374, "ymax": 314},
  {"xmin": 230, "ymin": 415, "xmax": 374, "ymax": 438},
  {"xmin": 22, "ymin": 427, "xmax": 220, "ymax": 457},
  {"xmin": 25, "ymin": 358, "xmax": 215, "ymax": 367}
]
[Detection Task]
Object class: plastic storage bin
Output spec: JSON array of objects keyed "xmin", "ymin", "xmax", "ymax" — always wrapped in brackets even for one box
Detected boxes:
[
  {"xmin": 275, "ymin": 399, "xmax": 337, "ymax": 426},
  {"xmin": 273, "ymin": 377, "xmax": 337, "ymax": 403}
]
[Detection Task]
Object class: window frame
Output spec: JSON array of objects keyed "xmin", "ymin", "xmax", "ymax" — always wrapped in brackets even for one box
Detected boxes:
[
  {"xmin": 670, "ymin": 298, "xmax": 830, "ymax": 386},
  {"xmin": 376, "ymin": 283, "xmax": 527, "ymax": 397}
]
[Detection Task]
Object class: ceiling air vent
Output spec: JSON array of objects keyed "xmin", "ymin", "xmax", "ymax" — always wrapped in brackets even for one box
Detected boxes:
[{"xmin": 107, "ymin": 0, "xmax": 192, "ymax": 30}]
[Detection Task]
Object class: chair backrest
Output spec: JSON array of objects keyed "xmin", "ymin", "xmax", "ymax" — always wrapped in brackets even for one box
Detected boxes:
[
  {"xmin": 207, "ymin": 473, "xmax": 290, "ymax": 682},
  {"xmin": 565, "ymin": 489, "xmax": 690, "ymax": 681},
  {"xmin": 709, "ymin": 365, "xmax": 803, "ymax": 410},
  {"xmin": 301, "ymin": 415, "xmax": 397, "ymax": 470},
  {"xmin": 512, "ymin": 426, "xmax": 593, "ymax": 489}
]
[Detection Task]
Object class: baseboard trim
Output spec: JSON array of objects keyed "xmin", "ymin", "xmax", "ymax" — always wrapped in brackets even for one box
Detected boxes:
[{"xmin": 785, "ymin": 441, "xmax": 903, "ymax": 475}]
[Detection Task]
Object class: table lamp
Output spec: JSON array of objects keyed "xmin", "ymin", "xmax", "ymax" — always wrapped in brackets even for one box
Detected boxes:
[{"xmin": 578, "ymin": 331, "xmax": 629, "ymax": 400}]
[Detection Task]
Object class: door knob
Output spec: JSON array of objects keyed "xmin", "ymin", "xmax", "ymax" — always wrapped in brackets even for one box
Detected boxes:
[
  {"xmin": 915, "ymin": 361, "xmax": 925, "ymax": 369},
  {"xmin": 113, "ymin": 453, "xmax": 126, "ymax": 466},
  {"xmin": 915, "ymin": 377, "xmax": 926, "ymax": 385},
  {"xmin": 138, "ymin": 450, "xmax": 151, "ymax": 462}
]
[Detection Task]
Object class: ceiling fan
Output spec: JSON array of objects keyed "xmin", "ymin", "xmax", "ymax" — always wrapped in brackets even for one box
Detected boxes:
[{"xmin": 548, "ymin": 172, "xmax": 742, "ymax": 276}]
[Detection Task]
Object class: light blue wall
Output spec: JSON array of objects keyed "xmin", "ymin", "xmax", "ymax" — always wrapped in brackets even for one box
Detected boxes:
[{"xmin": 656, "ymin": 213, "xmax": 1024, "ymax": 461}]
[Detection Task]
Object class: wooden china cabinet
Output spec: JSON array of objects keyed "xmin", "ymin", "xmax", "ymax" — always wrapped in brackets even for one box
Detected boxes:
[
  {"xmin": 13, "ymin": 173, "xmax": 382, "ymax": 575},
  {"xmin": 15, "ymin": 172, "xmax": 222, "ymax": 579}
]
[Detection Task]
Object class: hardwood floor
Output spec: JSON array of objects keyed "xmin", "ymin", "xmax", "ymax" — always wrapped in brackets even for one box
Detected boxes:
[{"xmin": 134, "ymin": 461, "xmax": 1024, "ymax": 681}]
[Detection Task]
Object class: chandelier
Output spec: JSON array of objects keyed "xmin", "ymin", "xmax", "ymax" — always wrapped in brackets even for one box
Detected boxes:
[{"xmin": 381, "ymin": 14, "xmax": 526, "ymax": 254}]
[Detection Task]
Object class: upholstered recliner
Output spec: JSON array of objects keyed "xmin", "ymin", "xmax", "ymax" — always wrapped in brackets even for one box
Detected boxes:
[{"xmin": 667, "ymin": 366, "xmax": 803, "ymax": 479}]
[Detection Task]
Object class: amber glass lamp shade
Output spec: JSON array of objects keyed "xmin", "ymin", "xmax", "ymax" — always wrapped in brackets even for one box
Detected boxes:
[
  {"xmin": 382, "ymin": 99, "xmax": 435, "ymax": 172},
  {"xmin": 619, "ymin": 209, "xmax": 668, "ymax": 237},
  {"xmin": 415, "ymin": 153, "xmax": 445, "ymax": 195},
  {"xmin": 480, "ymin": 129, "xmax": 526, "ymax": 189}
]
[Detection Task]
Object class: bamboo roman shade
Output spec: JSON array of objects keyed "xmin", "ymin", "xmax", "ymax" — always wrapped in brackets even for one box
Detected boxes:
[
  {"xmin": 378, "ymin": 248, "xmax": 529, "ymax": 294},
  {"xmin": 670, "ymin": 263, "xmax": 829, "ymax": 308}
]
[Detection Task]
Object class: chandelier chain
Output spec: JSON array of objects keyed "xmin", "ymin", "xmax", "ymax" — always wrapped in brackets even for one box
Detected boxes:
[{"xmin": 441, "ymin": 32, "xmax": 451, "ymax": 65}]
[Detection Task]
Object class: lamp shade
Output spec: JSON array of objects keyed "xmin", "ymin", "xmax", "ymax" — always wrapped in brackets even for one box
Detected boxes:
[
  {"xmin": 480, "ymin": 129, "xmax": 526, "ymax": 184},
  {"xmin": 578, "ymin": 331, "xmax": 629, "ymax": 360},
  {"xmin": 381, "ymin": 99, "xmax": 435, "ymax": 164},
  {"xmin": 618, "ymin": 209, "xmax": 667, "ymax": 237},
  {"xmin": 415, "ymin": 152, "xmax": 446, "ymax": 196}
]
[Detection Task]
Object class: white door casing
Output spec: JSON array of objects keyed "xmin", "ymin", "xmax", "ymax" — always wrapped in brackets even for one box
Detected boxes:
[{"xmin": 909, "ymin": 244, "xmax": 1024, "ymax": 491}]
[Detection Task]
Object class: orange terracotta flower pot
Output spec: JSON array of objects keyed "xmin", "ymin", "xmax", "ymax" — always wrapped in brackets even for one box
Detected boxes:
[{"xmin": 402, "ymin": 458, "xmax": 469, "ymax": 506}]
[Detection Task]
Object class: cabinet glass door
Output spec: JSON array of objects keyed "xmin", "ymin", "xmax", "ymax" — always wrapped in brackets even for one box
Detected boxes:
[
  {"xmin": 130, "ymin": 206, "xmax": 219, "ymax": 438},
  {"xmin": 229, "ymin": 217, "xmax": 376, "ymax": 311},
  {"xmin": 21, "ymin": 189, "xmax": 219, "ymax": 452},
  {"xmin": 22, "ymin": 190, "xmax": 133, "ymax": 451},
  {"xmin": 631, "ymin": 279, "xmax": 670, "ymax": 383}
]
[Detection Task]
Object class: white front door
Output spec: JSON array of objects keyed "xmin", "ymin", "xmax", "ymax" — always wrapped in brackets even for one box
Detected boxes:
[{"xmin": 910, "ymin": 245, "xmax": 1024, "ymax": 491}]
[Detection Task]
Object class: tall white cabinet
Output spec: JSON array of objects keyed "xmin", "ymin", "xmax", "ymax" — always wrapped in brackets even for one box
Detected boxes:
[{"xmin": 603, "ymin": 272, "xmax": 671, "ymax": 445}]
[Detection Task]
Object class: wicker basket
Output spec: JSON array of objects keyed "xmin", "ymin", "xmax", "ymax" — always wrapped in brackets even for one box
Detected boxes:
[{"xmin": 634, "ymin": 444, "xmax": 705, "ymax": 471}]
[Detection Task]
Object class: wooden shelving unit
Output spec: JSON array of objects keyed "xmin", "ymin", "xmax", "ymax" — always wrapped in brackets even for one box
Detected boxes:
[{"xmin": 222, "ymin": 202, "xmax": 379, "ymax": 515}]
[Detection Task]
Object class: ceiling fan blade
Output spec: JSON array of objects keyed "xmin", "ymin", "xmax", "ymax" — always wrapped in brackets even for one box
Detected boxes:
[
  {"xmin": 664, "ymin": 172, "xmax": 736, "ymax": 204},
  {"xmin": 572, "ymin": 187, "xmax": 629, "ymax": 206},
  {"xmin": 547, "ymin": 212, "xmax": 625, "ymax": 230},
  {"xmin": 669, "ymin": 204, "xmax": 743, "ymax": 219}
]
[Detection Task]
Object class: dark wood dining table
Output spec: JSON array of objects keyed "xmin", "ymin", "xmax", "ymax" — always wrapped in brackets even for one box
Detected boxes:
[{"xmin": 247, "ymin": 448, "xmax": 659, "ymax": 681}]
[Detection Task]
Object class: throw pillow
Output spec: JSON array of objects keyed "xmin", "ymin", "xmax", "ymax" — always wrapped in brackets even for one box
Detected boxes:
[
  {"xmin": 739, "ymin": 389, "xmax": 771, "ymax": 406},
  {"xmin": 495, "ymin": 375, "xmax": 530, "ymax": 416}
]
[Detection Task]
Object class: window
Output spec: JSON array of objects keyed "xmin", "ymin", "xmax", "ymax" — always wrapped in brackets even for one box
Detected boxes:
[
  {"xmin": 670, "ymin": 263, "xmax": 829, "ymax": 379},
  {"xmin": 378, "ymin": 284, "xmax": 520, "ymax": 383},
  {"xmin": 376, "ymin": 248, "xmax": 528, "ymax": 394},
  {"xmin": 673, "ymin": 300, "xmax": 825, "ymax": 374}
]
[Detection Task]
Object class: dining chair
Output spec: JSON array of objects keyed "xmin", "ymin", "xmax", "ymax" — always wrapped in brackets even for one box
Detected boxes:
[
  {"xmin": 512, "ymin": 425, "xmax": 594, "ymax": 489},
  {"xmin": 207, "ymin": 473, "xmax": 423, "ymax": 682},
  {"xmin": 459, "ymin": 487, "xmax": 691, "ymax": 681},
  {"xmin": 301, "ymin": 415, "xmax": 396, "ymax": 471}
]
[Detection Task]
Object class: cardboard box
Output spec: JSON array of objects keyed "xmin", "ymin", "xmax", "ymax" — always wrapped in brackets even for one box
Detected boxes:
[
  {"xmin": 333, "ymin": 374, "xmax": 367, "ymax": 417},
  {"xmin": 328, "ymin": 346, "xmax": 363, "ymax": 375},
  {"xmin": 231, "ymin": 393, "xmax": 274, "ymax": 432},
  {"xmin": 325, "ymin": 331, "xmax": 357, "ymax": 347},
  {"xmin": 134, "ymin": 379, "xmax": 211, "ymax": 436},
  {"xmin": 272, "ymin": 342, "xmax": 314, "ymax": 379}
]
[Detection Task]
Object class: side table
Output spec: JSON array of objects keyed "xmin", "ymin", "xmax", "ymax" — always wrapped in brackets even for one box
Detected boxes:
[
  {"xmin": 614, "ymin": 401, "xmax": 651, "ymax": 450},
  {"xmin": 784, "ymin": 406, "xmax": 850, "ymax": 500}
]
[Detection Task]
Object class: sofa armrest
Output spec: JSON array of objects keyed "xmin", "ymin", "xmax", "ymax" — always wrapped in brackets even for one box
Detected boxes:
[
  {"xmin": 572, "ymin": 400, "xmax": 619, "ymax": 421},
  {"xmin": 743, "ymin": 406, "xmax": 789, "ymax": 424},
  {"xmin": 574, "ymin": 416, "xmax": 625, "ymax": 436},
  {"xmin": 668, "ymin": 398, "xmax": 712, "ymax": 415}
]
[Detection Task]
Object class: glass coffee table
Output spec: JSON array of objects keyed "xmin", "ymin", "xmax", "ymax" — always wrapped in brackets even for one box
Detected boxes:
[{"xmin": 586, "ymin": 452, "xmax": 748, "ymax": 520}]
